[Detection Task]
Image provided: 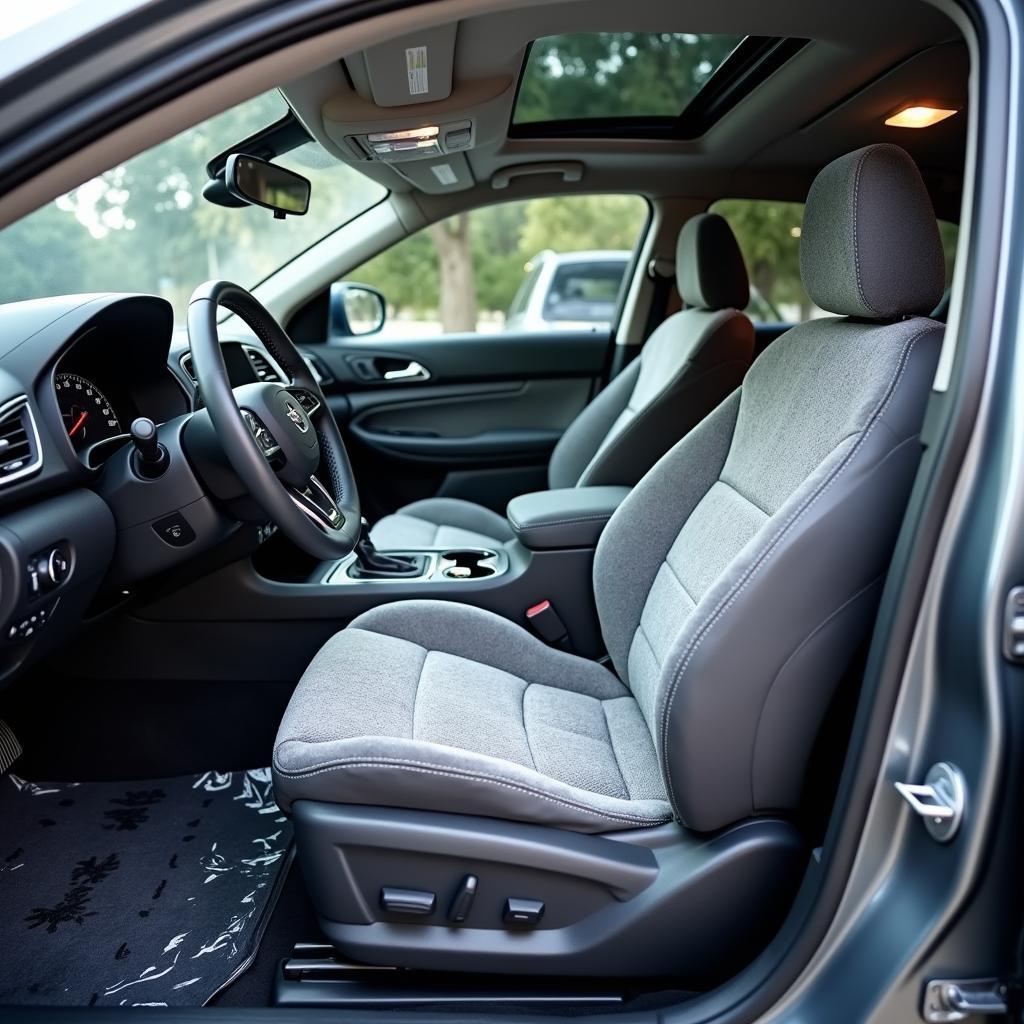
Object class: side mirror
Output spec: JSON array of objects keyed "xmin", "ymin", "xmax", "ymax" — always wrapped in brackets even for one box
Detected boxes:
[
  {"xmin": 330, "ymin": 282, "xmax": 386, "ymax": 337},
  {"xmin": 225, "ymin": 154, "xmax": 310, "ymax": 218}
]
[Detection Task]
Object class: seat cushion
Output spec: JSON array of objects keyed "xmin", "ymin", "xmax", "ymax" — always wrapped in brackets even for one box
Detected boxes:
[
  {"xmin": 273, "ymin": 601, "xmax": 672, "ymax": 833},
  {"xmin": 370, "ymin": 497, "xmax": 515, "ymax": 550}
]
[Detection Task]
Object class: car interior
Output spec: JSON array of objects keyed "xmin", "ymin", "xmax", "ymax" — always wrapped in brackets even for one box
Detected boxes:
[{"xmin": 0, "ymin": 0, "xmax": 972, "ymax": 1014}]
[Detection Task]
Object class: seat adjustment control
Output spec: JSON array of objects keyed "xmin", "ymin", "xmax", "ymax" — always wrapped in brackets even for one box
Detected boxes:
[
  {"xmin": 380, "ymin": 887, "xmax": 436, "ymax": 916},
  {"xmin": 447, "ymin": 874, "xmax": 478, "ymax": 923},
  {"xmin": 503, "ymin": 897, "xmax": 544, "ymax": 927}
]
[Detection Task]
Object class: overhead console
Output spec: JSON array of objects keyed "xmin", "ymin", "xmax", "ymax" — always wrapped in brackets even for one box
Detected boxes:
[{"xmin": 285, "ymin": 21, "xmax": 519, "ymax": 195}]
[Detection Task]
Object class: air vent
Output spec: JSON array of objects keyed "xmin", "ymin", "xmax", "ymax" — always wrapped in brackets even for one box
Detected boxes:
[
  {"xmin": 244, "ymin": 346, "xmax": 285, "ymax": 383},
  {"xmin": 180, "ymin": 353, "xmax": 197, "ymax": 383},
  {"xmin": 0, "ymin": 397, "xmax": 42, "ymax": 485}
]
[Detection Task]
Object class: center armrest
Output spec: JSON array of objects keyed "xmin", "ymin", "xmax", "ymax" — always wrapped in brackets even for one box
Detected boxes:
[{"xmin": 506, "ymin": 486, "xmax": 630, "ymax": 550}]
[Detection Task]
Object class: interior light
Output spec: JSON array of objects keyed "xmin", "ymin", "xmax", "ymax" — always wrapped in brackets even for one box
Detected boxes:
[
  {"xmin": 884, "ymin": 105, "xmax": 958, "ymax": 129},
  {"xmin": 367, "ymin": 126, "xmax": 440, "ymax": 143},
  {"xmin": 789, "ymin": 226, "xmax": 801, "ymax": 238}
]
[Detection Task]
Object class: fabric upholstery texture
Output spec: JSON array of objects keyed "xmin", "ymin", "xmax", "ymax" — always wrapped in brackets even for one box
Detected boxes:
[
  {"xmin": 370, "ymin": 215, "xmax": 754, "ymax": 549},
  {"xmin": 278, "ymin": 143, "xmax": 946, "ymax": 837},
  {"xmin": 800, "ymin": 143, "xmax": 945, "ymax": 318},
  {"xmin": 273, "ymin": 601, "xmax": 672, "ymax": 832}
]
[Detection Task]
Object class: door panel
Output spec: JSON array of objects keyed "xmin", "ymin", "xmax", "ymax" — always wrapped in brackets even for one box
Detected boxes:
[{"xmin": 305, "ymin": 330, "xmax": 607, "ymax": 519}]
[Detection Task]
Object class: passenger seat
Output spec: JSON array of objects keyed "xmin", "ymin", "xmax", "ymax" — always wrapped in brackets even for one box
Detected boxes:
[{"xmin": 370, "ymin": 213, "xmax": 755, "ymax": 550}]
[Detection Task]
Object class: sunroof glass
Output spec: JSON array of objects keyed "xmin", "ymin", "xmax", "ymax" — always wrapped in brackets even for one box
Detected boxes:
[{"xmin": 513, "ymin": 32, "xmax": 745, "ymax": 125}]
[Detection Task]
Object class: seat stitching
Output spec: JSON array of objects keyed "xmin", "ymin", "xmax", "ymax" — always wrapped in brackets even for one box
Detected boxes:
[
  {"xmin": 507, "ymin": 511, "xmax": 616, "ymax": 531},
  {"xmin": 635, "ymin": 620, "xmax": 662, "ymax": 669},
  {"xmin": 850, "ymin": 148, "xmax": 882, "ymax": 317},
  {"xmin": 273, "ymin": 755, "xmax": 672, "ymax": 825},
  {"xmin": 600, "ymin": 699, "xmax": 634, "ymax": 801},
  {"xmin": 662, "ymin": 557, "xmax": 697, "ymax": 607},
  {"xmin": 410, "ymin": 648, "xmax": 431, "ymax": 742},
  {"xmin": 717, "ymin": 478, "xmax": 772, "ymax": 518},
  {"xmin": 521, "ymin": 684, "xmax": 539, "ymax": 771},
  {"xmin": 658, "ymin": 324, "xmax": 935, "ymax": 818}
]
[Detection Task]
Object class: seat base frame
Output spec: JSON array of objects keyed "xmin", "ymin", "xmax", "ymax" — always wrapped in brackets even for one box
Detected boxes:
[{"xmin": 293, "ymin": 802, "xmax": 803, "ymax": 977}]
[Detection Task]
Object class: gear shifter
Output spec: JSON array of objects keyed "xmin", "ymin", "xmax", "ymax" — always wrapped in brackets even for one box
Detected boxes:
[{"xmin": 350, "ymin": 518, "xmax": 426, "ymax": 579}]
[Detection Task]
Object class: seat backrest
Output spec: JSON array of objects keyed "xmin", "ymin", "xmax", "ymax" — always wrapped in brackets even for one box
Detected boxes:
[
  {"xmin": 594, "ymin": 144, "xmax": 946, "ymax": 832},
  {"xmin": 546, "ymin": 213, "xmax": 754, "ymax": 490}
]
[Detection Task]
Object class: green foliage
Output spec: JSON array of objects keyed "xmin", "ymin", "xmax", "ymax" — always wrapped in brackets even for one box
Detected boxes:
[
  {"xmin": 712, "ymin": 199, "xmax": 808, "ymax": 314},
  {"xmin": 349, "ymin": 194, "xmax": 648, "ymax": 318},
  {"xmin": 0, "ymin": 90, "xmax": 384, "ymax": 316},
  {"xmin": 514, "ymin": 32, "xmax": 742, "ymax": 123}
]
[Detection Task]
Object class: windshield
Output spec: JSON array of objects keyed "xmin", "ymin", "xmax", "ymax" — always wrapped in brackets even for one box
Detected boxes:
[{"xmin": 0, "ymin": 89, "xmax": 387, "ymax": 320}]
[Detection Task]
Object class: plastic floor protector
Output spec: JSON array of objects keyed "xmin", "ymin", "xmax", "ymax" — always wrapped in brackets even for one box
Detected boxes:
[{"xmin": 0, "ymin": 767, "xmax": 292, "ymax": 1007}]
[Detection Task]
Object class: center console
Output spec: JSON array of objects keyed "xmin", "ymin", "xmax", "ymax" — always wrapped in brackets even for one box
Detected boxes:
[
  {"xmin": 106, "ymin": 486, "xmax": 633, "ymax": 688},
  {"xmin": 324, "ymin": 546, "xmax": 508, "ymax": 585}
]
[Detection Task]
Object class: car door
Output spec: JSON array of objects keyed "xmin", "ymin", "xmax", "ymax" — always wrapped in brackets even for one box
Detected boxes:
[{"xmin": 289, "ymin": 194, "xmax": 649, "ymax": 522}]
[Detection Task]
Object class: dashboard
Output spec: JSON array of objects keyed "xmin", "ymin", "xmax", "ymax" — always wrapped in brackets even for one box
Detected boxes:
[{"xmin": 0, "ymin": 292, "xmax": 295, "ymax": 691}]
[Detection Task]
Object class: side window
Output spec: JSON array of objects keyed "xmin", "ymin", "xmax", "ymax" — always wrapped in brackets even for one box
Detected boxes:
[
  {"xmin": 348, "ymin": 195, "xmax": 647, "ymax": 338},
  {"xmin": 711, "ymin": 199, "xmax": 959, "ymax": 324}
]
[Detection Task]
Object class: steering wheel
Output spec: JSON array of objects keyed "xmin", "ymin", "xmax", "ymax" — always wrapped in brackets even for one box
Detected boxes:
[{"xmin": 187, "ymin": 280, "xmax": 361, "ymax": 560}]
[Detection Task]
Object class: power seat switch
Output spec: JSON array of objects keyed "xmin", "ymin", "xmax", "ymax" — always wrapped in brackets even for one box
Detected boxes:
[
  {"xmin": 1002, "ymin": 586, "xmax": 1024, "ymax": 661},
  {"xmin": 503, "ymin": 897, "xmax": 544, "ymax": 928},
  {"xmin": 447, "ymin": 874, "xmax": 478, "ymax": 923},
  {"xmin": 380, "ymin": 887, "xmax": 436, "ymax": 916}
]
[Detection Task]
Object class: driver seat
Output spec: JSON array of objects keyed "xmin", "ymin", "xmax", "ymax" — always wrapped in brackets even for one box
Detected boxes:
[{"xmin": 274, "ymin": 144, "xmax": 946, "ymax": 977}]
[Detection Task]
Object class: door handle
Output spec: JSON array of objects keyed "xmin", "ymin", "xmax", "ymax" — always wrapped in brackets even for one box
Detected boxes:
[{"xmin": 383, "ymin": 361, "xmax": 430, "ymax": 382}]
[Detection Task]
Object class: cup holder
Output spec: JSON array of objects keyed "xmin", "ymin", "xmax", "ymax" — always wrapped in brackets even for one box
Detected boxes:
[{"xmin": 440, "ymin": 549, "xmax": 498, "ymax": 580}]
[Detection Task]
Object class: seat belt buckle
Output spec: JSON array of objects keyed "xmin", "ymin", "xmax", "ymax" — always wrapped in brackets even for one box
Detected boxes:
[{"xmin": 525, "ymin": 600, "xmax": 572, "ymax": 651}]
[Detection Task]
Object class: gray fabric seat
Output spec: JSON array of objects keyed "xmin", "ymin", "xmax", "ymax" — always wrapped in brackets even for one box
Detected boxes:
[
  {"xmin": 276, "ymin": 144, "xmax": 946, "ymax": 836},
  {"xmin": 273, "ymin": 600, "xmax": 672, "ymax": 832},
  {"xmin": 369, "ymin": 213, "xmax": 754, "ymax": 551}
]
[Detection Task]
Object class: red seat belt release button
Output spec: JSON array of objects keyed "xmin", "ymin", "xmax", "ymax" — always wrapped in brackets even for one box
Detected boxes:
[{"xmin": 525, "ymin": 600, "xmax": 569, "ymax": 646}]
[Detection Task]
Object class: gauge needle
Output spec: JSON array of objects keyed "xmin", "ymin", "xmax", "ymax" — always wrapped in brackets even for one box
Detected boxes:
[{"xmin": 68, "ymin": 411, "xmax": 88, "ymax": 437}]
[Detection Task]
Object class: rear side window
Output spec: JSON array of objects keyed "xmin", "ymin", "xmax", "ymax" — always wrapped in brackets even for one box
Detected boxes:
[
  {"xmin": 711, "ymin": 199, "xmax": 959, "ymax": 324},
  {"xmin": 542, "ymin": 259, "xmax": 629, "ymax": 323}
]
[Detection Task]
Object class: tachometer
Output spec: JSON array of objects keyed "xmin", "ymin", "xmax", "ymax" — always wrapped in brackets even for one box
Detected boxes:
[{"xmin": 54, "ymin": 373, "xmax": 122, "ymax": 452}]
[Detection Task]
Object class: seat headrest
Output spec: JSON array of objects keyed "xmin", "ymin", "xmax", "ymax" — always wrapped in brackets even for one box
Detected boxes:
[
  {"xmin": 676, "ymin": 213, "xmax": 749, "ymax": 311},
  {"xmin": 800, "ymin": 144, "xmax": 945, "ymax": 319}
]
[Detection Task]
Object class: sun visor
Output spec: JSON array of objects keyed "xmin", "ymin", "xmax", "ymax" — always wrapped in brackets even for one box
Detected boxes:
[{"xmin": 347, "ymin": 24, "xmax": 457, "ymax": 107}]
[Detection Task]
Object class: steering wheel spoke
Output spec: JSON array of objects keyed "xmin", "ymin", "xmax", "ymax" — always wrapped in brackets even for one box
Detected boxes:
[{"xmin": 288, "ymin": 475, "xmax": 345, "ymax": 532}]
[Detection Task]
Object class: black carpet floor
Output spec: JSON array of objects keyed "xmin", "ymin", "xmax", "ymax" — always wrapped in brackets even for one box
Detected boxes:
[{"xmin": 0, "ymin": 768, "xmax": 292, "ymax": 1008}]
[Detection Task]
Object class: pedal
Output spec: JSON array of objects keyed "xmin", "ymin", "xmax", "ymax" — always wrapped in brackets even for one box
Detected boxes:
[{"xmin": 0, "ymin": 719, "xmax": 23, "ymax": 776}]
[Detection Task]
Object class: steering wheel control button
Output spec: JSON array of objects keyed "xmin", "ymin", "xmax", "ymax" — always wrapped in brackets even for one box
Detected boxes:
[
  {"xmin": 241, "ymin": 410, "xmax": 280, "ymax": 457},
  {"xmin": 152, "ymin": 512, "xmax": 196, "ymax": 548},
  {"xmin": 288, "ymin": 388, "xmax": 321, "ymax": 416},
  {"xmin": 447, "ymin": 874, "xmax": 478, "ymax": 923},
  {"xmin": 503, "ymin": 898, "xmax": 544, "ymax": 928},
  {"xmin": 380, "ymin": 887, "xmax": 436, "ymax": 916}
]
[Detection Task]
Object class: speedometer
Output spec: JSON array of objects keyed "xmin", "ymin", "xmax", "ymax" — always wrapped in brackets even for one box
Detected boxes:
[{"xmin": 54, "ymin": 373, "xmax": 122, "ymax": 452}]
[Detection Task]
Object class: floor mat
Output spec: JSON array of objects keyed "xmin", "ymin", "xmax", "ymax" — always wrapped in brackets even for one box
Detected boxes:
[{"xmin": 0, "ymin": 768, "xmax": 291, "ymax": 1007}]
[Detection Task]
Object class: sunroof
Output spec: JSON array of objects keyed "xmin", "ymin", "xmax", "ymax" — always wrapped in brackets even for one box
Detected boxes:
[{"xmin": 513, "ymin": 32, "xmax": 746, "ymax": 126}]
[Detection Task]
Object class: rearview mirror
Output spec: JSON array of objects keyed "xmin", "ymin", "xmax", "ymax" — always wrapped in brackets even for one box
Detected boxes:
[
  {"xmin": 330, "ymin": 282, "xmax": 386, "ymax": 337},
  {"xmin": 225, "ymin": 154, "xmax": 310, "ymax": 218}
]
